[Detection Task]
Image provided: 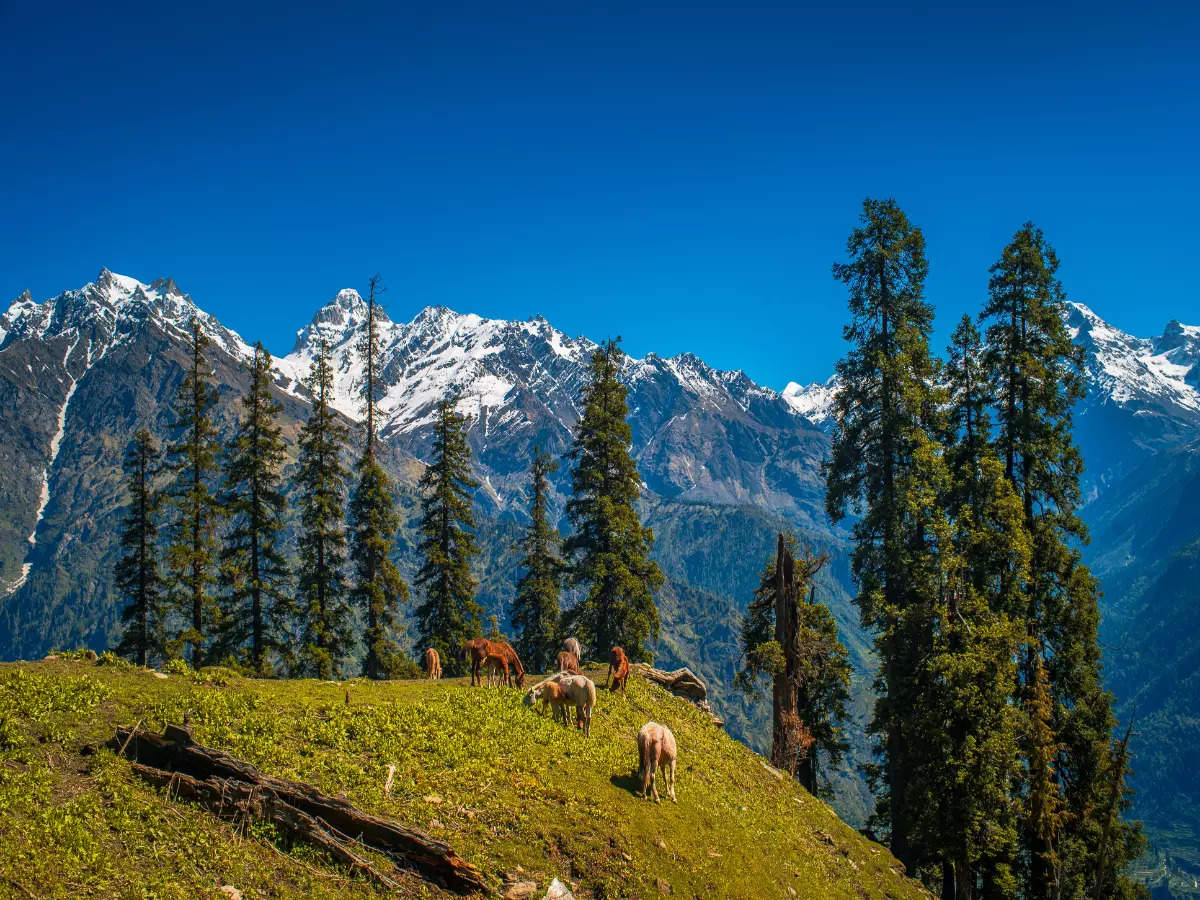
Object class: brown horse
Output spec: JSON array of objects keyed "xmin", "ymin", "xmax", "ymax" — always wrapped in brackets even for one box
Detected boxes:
[
  {"xmin": 424, "ymin": 648, "xmax": 441, "ymax": 680},
  {"xmin": 556, "ymin": 650, "xmax": 582, "ymax": 675},
  {"xmin": 464, "ymin": 638, "xmax": 526, "ymax": 687},
  {"xmin": 606, "ymin": 646, "xmax": 630, "ymax": 692}
]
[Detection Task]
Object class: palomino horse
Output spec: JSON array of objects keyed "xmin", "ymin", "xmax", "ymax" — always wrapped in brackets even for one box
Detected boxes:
[
  {"xmin": 464, "ymin": 638, "xmax": 525, "ymax": 687},
  {"xmin": 606, "ymin": 646, "xmax": 630, "ymax": 692},
  {"xmin": 424, "ymin": 648, "xmax": 442, "ymax": 680}
]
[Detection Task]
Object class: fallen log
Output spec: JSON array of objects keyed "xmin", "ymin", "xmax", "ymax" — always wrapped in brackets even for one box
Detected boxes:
[
  {"xmin": 630, "ymin": 664, "xmax": 708, "ymax": 701},
  {"xmin": 111, "ymin": 725, "xmax": 486, "ymax": 895},
  {"xmin": 630, "ymin": 665, "xmax": 724, "ymax": 725}
]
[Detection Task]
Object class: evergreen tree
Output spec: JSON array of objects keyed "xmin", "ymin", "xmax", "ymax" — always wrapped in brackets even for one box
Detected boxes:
[
  {"xmin": 563, "ymin": 338, "xmax": 663, "ymax": 662},
  {"xmin": 824, "ymin": 198, "xmax": 938, "ymax": 869},
  {"xmin": 215, "ymin": 343, "xmax": 292, "ymax": 674},
  {"xmin": 348, "ymin": 276, "xmax": 408, "ymax": 679},
  {"xmin": 981, "ymin": 224, "xmax": 1144, "ymax": 898},
  {"xmin": 511, "ymin": 447, "xmax": 564, "ymax": 673},
  {"xmin": 415, "ymin": 395, "xmax": 484, "ymax": 676},
  {"xmin": 736, "ymin": 532, "xmax": 851, "ymax": 795},
  {"xmin": 926, "ymin": 319, "xmax": 1031, "ymax": 898},
  {"xmin": 114, "ymin": 429, "xmax": 167, "ymax": 667},
  {"xmin": 295, "ymin": 338, "xmax": 353, "ymax": 679},
  {"xmin": 164, "ymin": 319, "xmax": 223, "ymax": 666}
]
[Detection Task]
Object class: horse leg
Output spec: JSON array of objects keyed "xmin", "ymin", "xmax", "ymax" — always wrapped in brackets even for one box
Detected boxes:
[
  {"xmin": 639, "ymin": 746, "xmax": 650, "ymax": 799},
  {"xmin": 649, "ymin": 755, "xmax": 659, "ymax": 802},
  {"xmin": 669, "ymin": 757, "xmax": 677, "ymax": 803}
]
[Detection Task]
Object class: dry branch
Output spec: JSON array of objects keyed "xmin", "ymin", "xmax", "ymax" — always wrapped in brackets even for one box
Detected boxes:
[{"xmin": 111, "ymin": 725, "xmax": 486, "ymax": 894}]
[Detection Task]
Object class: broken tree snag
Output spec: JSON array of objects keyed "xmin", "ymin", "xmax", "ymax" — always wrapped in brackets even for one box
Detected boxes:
[
  {"xmin": 630, "ymin": 664, "xmax": 708, "ymax": 700},
  {"xmin": 111, "ymin": 725, "xmax": 487, "ymax": 895}
]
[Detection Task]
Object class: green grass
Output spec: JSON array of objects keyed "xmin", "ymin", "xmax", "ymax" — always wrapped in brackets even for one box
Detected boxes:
[{"xmin": 0, "ymin": 658, "xmax": 930, "ymax": 899}]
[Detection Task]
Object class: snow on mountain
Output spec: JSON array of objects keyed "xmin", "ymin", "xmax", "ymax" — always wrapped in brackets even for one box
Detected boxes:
[
  {"xmin": 0, "ymin": 268, "xmax": 255, "ymax": 364},
  {"xmin": 778, "ymin": 304, "xmax": 1200, "ymax": 436},
  {"xmin": 1065, "ymin": 301, "xmax": 1200, "ymax": 414},
  {"xmin": 275, "ymin": 292, "xmax": 807, "ymax": 450},
  {"xmin": 782, "ymin": 377, "xmax": 839, "ymax": 430}
]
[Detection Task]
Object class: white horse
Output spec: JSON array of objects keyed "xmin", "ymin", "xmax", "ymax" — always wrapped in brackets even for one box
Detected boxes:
[{"xmin": 637, "ymin": 721, "xmax": 678, "ymax": 802}]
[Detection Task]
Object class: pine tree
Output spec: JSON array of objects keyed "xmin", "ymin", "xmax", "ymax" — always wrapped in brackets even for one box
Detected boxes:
[
  {"xmin": 736, "ymin": 532, "xmax": 851, "ymax": 795},
  {"xmin": 114, "ymin": 429, "xmax": 167, "ymax": 667},
  {"xmin": 415, "ymin": 395, "xmax": 484, "ymax": 676},
  {"xmin": 215, "ymin": 343, "xmax": 292, "ymax": 674},
  {"xmin": 164, "ymin": 319, "xmax": 223, "ymax": 666},
  {"xmin": 926, "ymin": 319, "xmax": 1031, "ymax": 898},
  {"xmin": 348, "ymin": 276, "xmax": 408, "ymax": 679},
  {"xmin": 824, "ymin": 198, "xmax": 938, "ymax": 870},
  {"xmin": 981, "ymin": 224, "xmax": 1144, "ymax": 898},
  {"xmin": 563, "ymin": 338, "xmax": 664, "ymax": 662},
  {"xmin": 295, "ymin": 338, "xmax": 353, "ymax": 679},
  {"xmin": 511, "ymin": 447, "xmax": 564, "ymax": 673}
]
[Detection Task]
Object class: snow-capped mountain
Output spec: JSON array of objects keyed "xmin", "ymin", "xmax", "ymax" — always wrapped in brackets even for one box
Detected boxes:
[
  {"xmin": 779, "ymin": 303, "xmax": 1200, "ymax": 468},
  {"xmin": 268, "ymin": 286, "xmax": 826, "ymax": 514},
  {"xmin": 0, "ymin": 267, "xmax": 254, "ymax": 363},
  {"xmin": 1065, "ymin": 301, "xmax": 1200, "ymax": 418},
  {"xmin": 782, "ymin": 376, "xmax": 838, "ymax": 429},
  {"xmin": 0, "ymin": 270, "xmax": 831, "ymax": 605}
]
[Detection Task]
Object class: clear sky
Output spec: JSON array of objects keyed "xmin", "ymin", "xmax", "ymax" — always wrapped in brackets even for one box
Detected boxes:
[{"xmin": 2, "ymin": 1, "xmax": 1197, "ymax": 388}]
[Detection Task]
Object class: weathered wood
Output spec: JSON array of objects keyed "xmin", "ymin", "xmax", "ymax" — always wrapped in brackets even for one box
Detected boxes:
[
  {"xmin": 112, "ymin": 725, "xmax": 486, "ymax": 894},
  {"xmin": 131, "ymin": 764, "xmax": 402, "ymax": 892},
  {"xmin": 630, "ymin": 664, "xmax": 708, "ymax": 701}
]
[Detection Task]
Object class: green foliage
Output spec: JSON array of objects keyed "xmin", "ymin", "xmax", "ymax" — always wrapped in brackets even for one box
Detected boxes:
[
  {"xmin": 0, "ymin": 658, "xmax": 931, "ymax": 900},
  {"xmin": 163, "ymin": 319, "xmax": 223, "ymax": 666},
  {"xmin": 294, "ymin": 339, "xmax": 354, "ymax": 679},
  {"xmin": 415, "ymin": 396, "xmax": 483, "ymax": 676},
  {"xmin": 511, "ymin": 447, "xmax": 564, "ymax": 672},
  {"xmin": 348, "ymin": 277, "xmax": 409, "ymax": 681},
  {"xmin": 114, "ymin": 428, "xmax": 168, "ymax": 668},
  {"xmin": 215, "ymin": 343, "xmax": 293, "ymax": 675},
  {"xmin": 825, "ymin": 197, "xmax": 937, "ymax": 870},
  {"xmin": 564, "ymin": 338, "xmax": 664, "ymax": 663},
  {"xmin": 736, "ymin": 535, "xmax": 851, "ymax": 796},
  {"xmin": 982, "ymin": 223, "xmax": 1144, "ymax": 898},
  {"xmin": 348, "ymin": 457, "xmax": 408, "ymax": 680}
]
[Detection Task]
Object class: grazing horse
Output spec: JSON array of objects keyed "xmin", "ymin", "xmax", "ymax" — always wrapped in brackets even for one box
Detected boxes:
[
  {"xmin": 555, "ymin": 674, "xmax": 597, "ymax": 737},
  {"xmin": 523, "ymin": 679, "xmax": 571, "ymax": 725},
  {"xmin": 556, "ymin": 650, "xmax": 582, "ymax": 675},
  {"xmin": 465, "ymin": 638, "xmax": 526, "ymax": 687},
  {"xmin": 424, "ymin": 648, "xmax": 441, "ymax": 680},
  {"xmin": 463, "ymin": 637, "xmax": 494, "ymax": 687},
  {"xmin": 606, "ymin": 646, "xmax": 630, "ymax": 692},
  {"xmin": 501, "ymin": 642, "xmax": 527, "ymax": 688},
  {"xmin": 637, "ymin": 721, "xmax": 678, "ymax": 802},
  {"xmin": 563, "ymin": 637, "xmax": 581, "ymax": 660}
]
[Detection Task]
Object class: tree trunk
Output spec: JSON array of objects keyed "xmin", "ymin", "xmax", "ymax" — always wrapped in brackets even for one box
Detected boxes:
[{"xmin": 112, "ymin": 724, "xmax": 486, "ymax": 894}]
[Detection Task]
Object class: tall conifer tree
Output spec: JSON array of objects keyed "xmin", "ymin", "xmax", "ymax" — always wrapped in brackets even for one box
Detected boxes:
[
  {"xmin": 295, "ymin": 338, "xmax": 353, "ymax": 679},
  {"xmin": 981, "ymin": 224, "xmax": 1143, "ymax": 898},
  {"xmin": 114, "ymin": 429, "xmax": 167, "ymax": 667},
  {"xmin": 415, "ymin": 396, "xmax": 483, "ymax": 675},
  {"xmin": 164, "ymin": 319, "xmax": 222, "ymax": 666},
  {"xmin": 348, "ymin": 276, "xmax": 408, "ymax": 679},
  {"xmin": 511, "ymin": 447, "xmax": 563, "ymax": 672},
  {"xmin": 824, "ymin": 198, "xmax": 938, "ymax": 870},
  {"xmin": 216, "ymin": 343, "xmax": 291, "ymax": 673},
  {"xmin": 563, "ymin": 338, "xmax": 663, "ymax": 662}
]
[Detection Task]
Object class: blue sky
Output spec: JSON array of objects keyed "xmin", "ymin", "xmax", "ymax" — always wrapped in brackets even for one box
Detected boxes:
[{"xmin": 1, "ymin": 2, "xmax": 1197, "ymax": 388}]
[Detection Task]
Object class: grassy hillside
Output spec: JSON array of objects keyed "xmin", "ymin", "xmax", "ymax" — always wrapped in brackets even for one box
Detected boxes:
[{"xmin": 0, "ymin": 656, "xmax": 929, "ymax": 900}]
